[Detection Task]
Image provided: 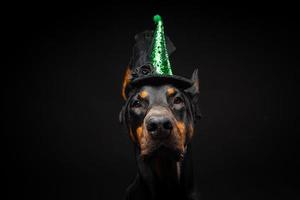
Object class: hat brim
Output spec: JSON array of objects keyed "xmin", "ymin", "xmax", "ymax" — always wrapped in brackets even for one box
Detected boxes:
[{"xmin": 126, "ymin": 75, "xmax": 193, "ymax": 96}]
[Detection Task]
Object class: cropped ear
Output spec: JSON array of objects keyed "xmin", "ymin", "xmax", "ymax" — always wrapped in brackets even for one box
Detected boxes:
[
  {"xmin": 185, "ymin": 69, "xmax": 199, "ymax": 96},
  {"xmin": 185, "ymin": 69, "xmax": 201, "ymax": 121}
]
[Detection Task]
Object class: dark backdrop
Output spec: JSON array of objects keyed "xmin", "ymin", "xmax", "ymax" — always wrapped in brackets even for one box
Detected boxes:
[{"xmin": 3, "ymin": 2, "xmax": 299, "ymax": 200}]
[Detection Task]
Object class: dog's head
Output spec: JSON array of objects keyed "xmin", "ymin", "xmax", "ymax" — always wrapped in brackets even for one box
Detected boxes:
[{"xmin": 120, "ymin": 69, "xmax": 201, "ymax": 161}]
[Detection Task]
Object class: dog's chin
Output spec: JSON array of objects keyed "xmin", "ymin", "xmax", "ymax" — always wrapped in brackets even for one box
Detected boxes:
[{"xmin": 141, "ymin": 145, "xmax": 184, "ymax": 162}]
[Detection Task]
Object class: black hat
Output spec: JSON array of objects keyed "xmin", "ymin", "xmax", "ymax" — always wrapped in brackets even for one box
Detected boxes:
[{"xmin": 122, "ymin": 15, "xmax": 194, "ymax": 100}]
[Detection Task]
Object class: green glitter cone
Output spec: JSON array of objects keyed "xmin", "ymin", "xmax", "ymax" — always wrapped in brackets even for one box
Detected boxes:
[{"xmin": 150, "ymin": 14, "xmax": 173, "ymax": 75}]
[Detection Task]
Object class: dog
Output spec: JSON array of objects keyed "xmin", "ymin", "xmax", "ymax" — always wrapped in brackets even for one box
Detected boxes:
[
  {"xmin": 119, "ymin": 68, "xmax": 201, "ymax": 200},
  {"xmin": 119, "ymin": 16, "xmax": 201, "ymax": 199}
]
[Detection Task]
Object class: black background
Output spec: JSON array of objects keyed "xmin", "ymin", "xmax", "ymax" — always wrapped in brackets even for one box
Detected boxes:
[{"xmin": 3, "ymin": 2, "xmax": 299, "ymax": 200}]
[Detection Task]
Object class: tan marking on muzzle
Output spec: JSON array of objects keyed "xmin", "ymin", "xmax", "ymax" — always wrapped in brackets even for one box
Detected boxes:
[
  {"xmin": 137, "ymin": 125, "xmax": 152, "ymax": 157},
  {"xmin": 136, "ymin": 126, "xmax": 143, "ymax": 143},
  {"xmin": 176, "ymin": 121, "xmax": 186, "ymax": 150},
  {"xmin": 177, "ymin": 121, "xmax": 186, "ymax": 136}
]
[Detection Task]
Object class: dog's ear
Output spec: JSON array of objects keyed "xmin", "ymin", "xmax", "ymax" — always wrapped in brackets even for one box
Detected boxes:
[
  {"xmin": 121, "ymin": 67, "xmax": 132, "ymax": 100},
  {"xmin": 185, "ymin": 69, "xmax": 201, "ymax": 121},
  {"xmin": 119, "ymin": 97, "xmax": 131, "ymax": 125},
  {"xmin": 120, "ymin": 67, "xmax": 132, "ymax": 124},
  {"xmin": 186, "ymin": 69, "xmax": 200, "ymax": 96},
  {"xmin": 119, "ymin": 106, "xmax": 125, "ymax": 124}
]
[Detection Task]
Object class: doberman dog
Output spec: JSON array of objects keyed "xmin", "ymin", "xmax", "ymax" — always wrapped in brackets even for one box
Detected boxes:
[
  {"xmin": 120, "ymin": 70, "xmax": 201, "ymax": 200},
  {"xmin": 119, "ymin": 17, "xmax": 201, "ymax": 200}
]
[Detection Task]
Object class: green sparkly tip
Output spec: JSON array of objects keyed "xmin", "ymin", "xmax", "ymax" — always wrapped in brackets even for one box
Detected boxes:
[
  {"xmin": 153, "ymin": 14, "xmax": 162, "ymax": 23},
  {"xmin": 150, "ymin": 14, "xmax": 173, "ymax": 75}
]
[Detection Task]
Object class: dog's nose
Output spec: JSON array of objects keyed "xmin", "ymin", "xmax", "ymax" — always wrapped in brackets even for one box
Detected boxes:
[{"xmin": 146, "ymin": 116, "xmax": 173, "ymax": 139}]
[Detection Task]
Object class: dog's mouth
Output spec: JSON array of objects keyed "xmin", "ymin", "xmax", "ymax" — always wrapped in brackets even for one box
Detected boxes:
[{"xmin": 141, "ymin": 144, "xmax": 184, "ymax": 162}]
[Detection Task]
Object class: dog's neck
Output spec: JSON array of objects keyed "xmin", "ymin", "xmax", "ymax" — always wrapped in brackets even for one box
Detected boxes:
[
  {"xmin": 149, "ymin": 154, "xmax": 181, "ymax": 192},
  {"xmin": 133, "ymin": 145, "xmax": 198, "ymax": 200}
]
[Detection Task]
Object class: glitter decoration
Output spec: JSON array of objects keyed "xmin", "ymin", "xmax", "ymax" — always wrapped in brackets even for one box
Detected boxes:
[{"xmin": 150, "ymin": 14, "xmax": 173, "ymax": 75}]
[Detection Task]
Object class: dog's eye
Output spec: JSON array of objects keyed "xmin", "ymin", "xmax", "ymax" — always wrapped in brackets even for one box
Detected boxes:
[
  {"xmin": 132, "ymin": 100, "xmax": 142, "ymax": 108},
  {"xmin": 173, "ymin": 96, "xmax": 183, "ymax": 105}
]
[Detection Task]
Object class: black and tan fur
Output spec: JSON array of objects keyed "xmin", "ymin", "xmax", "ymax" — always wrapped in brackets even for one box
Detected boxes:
[{"xmin": 120, "ymin": 70, "xmax": 201, "ymax": 200}]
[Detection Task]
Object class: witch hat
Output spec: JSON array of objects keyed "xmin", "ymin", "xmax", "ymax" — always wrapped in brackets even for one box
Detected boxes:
[{"xmin": 122, "ymin": 15, "xmax": 196, "ymax": 100}]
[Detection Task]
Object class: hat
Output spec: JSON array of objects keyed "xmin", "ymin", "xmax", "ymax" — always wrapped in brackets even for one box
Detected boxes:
[{"xmin": 122, "ymin": 15, "xmax": 194, "ymax": 100}]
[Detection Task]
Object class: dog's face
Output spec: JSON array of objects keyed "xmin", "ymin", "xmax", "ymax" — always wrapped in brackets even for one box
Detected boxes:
[{"xmin": 120, "ymin": 71, "xmax": 200, "ymax": 161}]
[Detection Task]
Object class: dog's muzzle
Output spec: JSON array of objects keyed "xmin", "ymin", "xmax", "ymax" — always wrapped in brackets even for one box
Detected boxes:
[
  {"xmin": 144, "ymin": 106, "xmax": 175, "ymax": 139},
  {"xmin": 146, "ymin": 115, "xmax": 173, "ymax": 139}
]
